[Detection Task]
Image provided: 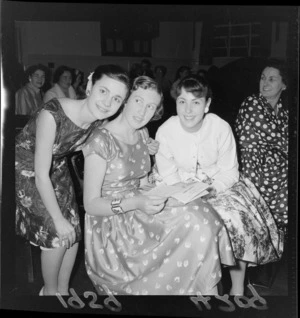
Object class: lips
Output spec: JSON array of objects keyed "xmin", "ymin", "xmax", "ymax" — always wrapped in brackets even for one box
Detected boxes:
[
  {"xmin": 183, "ymin": 115, "xmax": 195, "ymax": 120},
  {"xmin": 97, "ymin": 105, "xmax": 110, "ymax": 113},
  {"xmin": 133, "ymin": 116, "xmax": 144, "ymax": 123}
]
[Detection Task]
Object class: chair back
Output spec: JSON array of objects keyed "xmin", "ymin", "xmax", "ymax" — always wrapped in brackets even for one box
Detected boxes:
[{"xmin": 67, "ymin": 150, "xmax": 84, "ymax": 207}]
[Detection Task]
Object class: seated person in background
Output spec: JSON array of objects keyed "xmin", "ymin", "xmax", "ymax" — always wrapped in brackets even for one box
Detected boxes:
[
  {"xmin": 82, "ymin": 75, "xmax": 236, "ymax": 296},
  {"xmin": 44, "ymin": 65, "xmax": 77, "ymax": 103},
  {"xmin": 155, "ymin": 74, "xmax": 283, "ymax": 295},
  {"xmin": 129, "ymin": 63, "xmax": 143, "ymax": 85},
  {"xmin": 170, "ymin": 65, "xmax": 191, "ymax": 100},
  {"xmin": 153, "ymin": 65, "xmax": 173, "ymax": 121},
  {"xmin": 196, "ymin": 68, "xmax": 208, "ymax": 79},
  {"xmin": 141, "ymin": 58, "xmax": 154, "ymax": 78},
  {"xmin": 235, "ymin": 58, "xmax": 288, "ymax": 233},
  {"xmin": 15, "ymin": 64, "xmax": 48, "ymax": 115},
  {"xmin": 154, "ymin": 65, "xmax": 172, "ymax": 94},
  {"xmin": 72, "ymin": 69, "xmax": 86, "ymax": 100}
]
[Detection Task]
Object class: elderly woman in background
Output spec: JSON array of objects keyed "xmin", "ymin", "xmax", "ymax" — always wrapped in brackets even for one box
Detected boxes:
[
  {"xmin": 15, "ymin": 64, "xmax": 48, "ymax": 115},
  {"xmin": 235, "ymin": 58, "xmax": 289, "ymax": 233},
  {"xmin": 44, "ymin": 65, "xmax": 77, "ymax": 103}
]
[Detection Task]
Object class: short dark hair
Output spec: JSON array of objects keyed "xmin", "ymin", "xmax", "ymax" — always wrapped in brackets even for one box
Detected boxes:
[
  {"xmin": 154, "ymin": 65, "xmax": 167, "ymax": 77},
  {"xmin": 53, "ymin": 65, "xmax": 73, "ymax": 83},
  {"xmin": 176, "ymin": 74, "xmax": 212, "ymax": 100},
  {"xmin": 131, "ymin": 75, "xmax": 164, "ymax": 121},
  {"xmin": 25, "ymin": 64, "xmax": 48, "ymax": 81},
  {"xmin": 91, "ymin": 64, "xmax": 131, "ymax": 100},
  {"xmin": 141, "ymin": 59, "xmax": 152, "ymax": 68},
  {"xmin": 263, "ymin": 58, "xmax": 288, "ymax": 87},
  {"xmin": 175, "ymin": 65, "xmax": 191, "ymax": 80}
]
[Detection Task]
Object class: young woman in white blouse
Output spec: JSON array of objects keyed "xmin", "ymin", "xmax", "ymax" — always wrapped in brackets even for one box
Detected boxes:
[{"xmin": 154, "ymin": 74, "xmax": 284, "ymax": 295}]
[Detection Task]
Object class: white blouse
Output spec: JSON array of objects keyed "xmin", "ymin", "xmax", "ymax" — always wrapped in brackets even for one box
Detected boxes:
[
  {"xmin": 155, "ymin": 114, "xmax": 239, "ymax": 194},
  {"xmin": 43, "ymin": 83, "xmax": 77, "ymax": 103}
]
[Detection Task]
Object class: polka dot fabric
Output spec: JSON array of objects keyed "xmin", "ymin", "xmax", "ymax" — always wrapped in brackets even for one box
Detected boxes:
[
  {"xmin": 235, "ymin": 94, "xmax": 288, "ymax": 230},
  {"xmin": 82, "ymin": 127, "xmax": 235, "ymax": 295}
]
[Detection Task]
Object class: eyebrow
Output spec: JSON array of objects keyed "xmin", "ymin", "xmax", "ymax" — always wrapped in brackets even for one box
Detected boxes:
[
  {"xmin": 177, "ymin": 96, "xmax": 203, "ymax": 101},
  {"xmin": 262, "ymin": 73, "xmax": 279, "ymax": 77}
]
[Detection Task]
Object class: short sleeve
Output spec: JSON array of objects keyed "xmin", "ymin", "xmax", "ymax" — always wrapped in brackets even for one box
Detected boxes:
[
  {"xmin": 43, "ymin": 90, "xmax": 56, "ymax": 104},
  {"xmin": 82, "ymin": 128, "xmax": 113, "ymax": 161}
]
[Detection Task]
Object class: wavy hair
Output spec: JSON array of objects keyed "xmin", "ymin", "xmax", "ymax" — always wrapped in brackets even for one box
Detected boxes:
[
  {"xmin": 131, "ymin": 75, "xmax": 164, "ymax": 121},
  {"xmin": 175, "ymin": 74, "xmax": 212, "ymax": 100}
]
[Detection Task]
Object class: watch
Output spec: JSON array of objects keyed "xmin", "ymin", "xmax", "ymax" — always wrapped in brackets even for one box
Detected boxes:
[{"xmin": 111, "ymin": 198, "xmax": 124, "ymax": 215}]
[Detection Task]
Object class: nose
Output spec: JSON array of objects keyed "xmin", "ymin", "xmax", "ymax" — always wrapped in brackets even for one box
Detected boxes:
[
  {"xmin": 185, "ymin": 102, "xmax": 192, "ymax": 113},
  {"xmin": 138, "ymin": 104, "xmax": 147, "ymax": 117},
  {"xmin": 261, "ymin": 78, "xmax": 269, "ymax": 87},
  {"xmin": 103, "ymin": 95, "xmax": 112, "ymax": 108}
]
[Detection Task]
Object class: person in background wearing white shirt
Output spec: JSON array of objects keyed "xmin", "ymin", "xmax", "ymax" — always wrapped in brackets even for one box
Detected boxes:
[
  {"xmin": 155, "ymin": 74, "xmax": 283, "ymax": 295},
  {"xmin": 44, "ymin": 65, "xmax": 77, "ymax": 103}
]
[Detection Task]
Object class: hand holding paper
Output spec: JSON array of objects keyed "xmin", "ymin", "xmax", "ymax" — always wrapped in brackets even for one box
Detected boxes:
[{"xmin": 144, "ymin": 181, "xmax": 210, "ymax": 204}]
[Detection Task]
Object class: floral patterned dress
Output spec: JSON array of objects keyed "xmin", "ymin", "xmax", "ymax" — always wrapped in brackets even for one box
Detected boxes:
[
  {"xmin": 15, "ymin": 98, "xmax": 95, "ymax": 248},
  {"xmin": 235, "ymin": 94, "xmax": 289, "ymax": 231},
  {"xmin": 82, "ymin": 127, "xmax": 236, "ymax": 296},
  {"xmin": 207, "ymin": 175, "xmax": 284, "ymax": 265}
]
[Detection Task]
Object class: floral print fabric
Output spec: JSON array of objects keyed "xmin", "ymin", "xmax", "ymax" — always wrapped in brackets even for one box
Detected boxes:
[
  {"xmin": 207, "ymin": 175, "xmax": 284, "ymax": 265},
  {"xmin": 15, "ymin": 98, "xmax": 90, "ymax": 248},
  {"xmin": 82, "ymin": 127, "xmax": 236, "ymax": 295},
  {"xmin": 235, "ymin": 94, "xmax": 288, "ymax": 230}
]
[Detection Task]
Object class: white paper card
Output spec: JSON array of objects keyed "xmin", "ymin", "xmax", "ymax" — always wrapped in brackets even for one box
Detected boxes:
[
  {"xmin": 144, "ymin": 181, "xmax": 210, "ymax": 204},
  {"xmin": 171, "ymin": 182, "xmax": 209, "ymax": 204}
]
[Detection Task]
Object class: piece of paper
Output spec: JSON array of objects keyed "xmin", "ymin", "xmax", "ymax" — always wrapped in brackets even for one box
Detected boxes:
[
  {"xmin": 145, "ymin": 183, "xmax": 186, "ymax": 197},
  {"xmin": 171, "ymin": 182, "xmax": 210, "ymax": 204},
  {"xmin": 144, "ymin": 181, "xmax": 210, "ymax": 204}
]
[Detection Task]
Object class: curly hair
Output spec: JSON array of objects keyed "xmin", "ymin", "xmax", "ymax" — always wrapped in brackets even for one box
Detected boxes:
[
  {"xmin": 53, "ymin": 65, "xmax": 74, "ymax": 83},
  {"xmin": 25, "ymin": 64, "xmax": 48, "ymax": 82}
]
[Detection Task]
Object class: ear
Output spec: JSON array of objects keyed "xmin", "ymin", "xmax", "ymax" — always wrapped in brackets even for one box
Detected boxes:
[{"xmin": 204, "ymin": 98, "xmax": 211, "ymax": 113}]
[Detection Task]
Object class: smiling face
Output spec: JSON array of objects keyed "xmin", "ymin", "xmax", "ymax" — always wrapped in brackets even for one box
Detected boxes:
[
  {"xmin": 87, "ymin": 74, "xmax": 128, "ymax": 120},
  {"xmin": 58, "ymin": 71, "xmax": 72, "ymax": 90},
  {"xmin": 176, "ymin": 87, "xmax": 211, "ymax": 133},
  {"xmin": 259, "ymin": 67, "xmax": 286, "ymax": 104},
  {"xmin": 29, "ymin": 70, "xmax": 45, "ymax": 89},
  {"xmin": 123, "ymin": 87, "xmax": 161, "ymax": 130}
]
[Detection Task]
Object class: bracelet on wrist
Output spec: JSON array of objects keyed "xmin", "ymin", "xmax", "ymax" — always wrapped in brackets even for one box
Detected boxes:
[{"xmin": 111, "ymin": 197, "xmax": 124, "ymax": 215}]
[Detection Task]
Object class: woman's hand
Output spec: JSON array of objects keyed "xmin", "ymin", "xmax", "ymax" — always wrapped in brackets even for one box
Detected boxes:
[
  {"xmin": 147, "ymin": 138, "xmax": 160, "ymax": 155},
  {"xmin": 201, "ymin": 186, "xmax": 217, "ymax": 201},
  {"xmin": 165, "ymin": 197, "xmax": 184, "ymax": 207},
  {"xmin": 53, "ymin": 216, "xmax": 76, "ymax": 249},
  {"xmin": 135, "ymin": 194, "xmax": 167, "ymax": 215}
]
